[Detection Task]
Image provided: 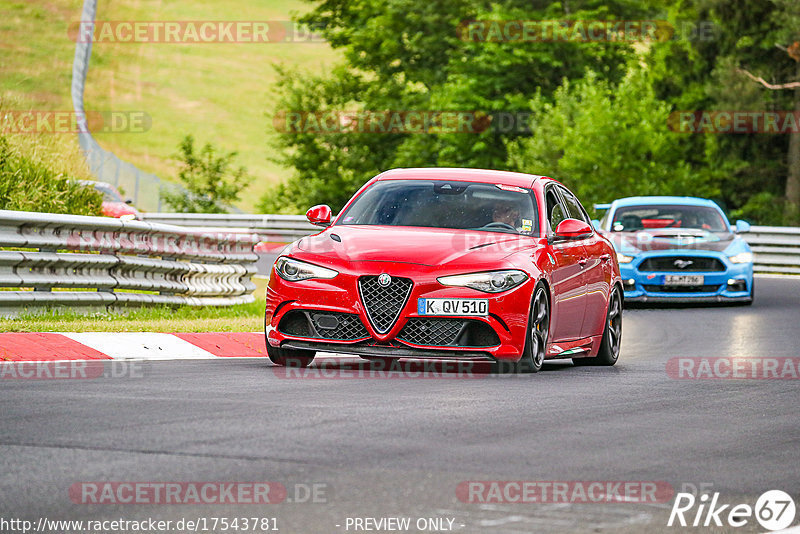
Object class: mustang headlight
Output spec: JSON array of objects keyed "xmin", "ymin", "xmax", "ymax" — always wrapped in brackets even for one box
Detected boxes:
[
  {"xmin": 616, "ymin": 253, "xmax": 635, "ymax": 264},
  {"xmin": 438, "ymin": 270, "xmax": 528, "ymax": 293},
  {"xmin": 275, "ymin": 257, "xmax": 338, "ymax": 281},
  {"xmin": 728, "ymin": 251, "xmax": 753, "ymax": 264}
]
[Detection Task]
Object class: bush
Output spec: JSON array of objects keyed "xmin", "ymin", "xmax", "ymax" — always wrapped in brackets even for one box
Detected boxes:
[
  {"xmin": 0, "ymin": 134, "xmax": 102, "ymax": 215},
  {"xmin": 162, "ymin": 135, "xmax": 252, "ymax": 213},
  {"xmin": 507, "ymin": 68, "xmax": 722, "ymax": 216}
]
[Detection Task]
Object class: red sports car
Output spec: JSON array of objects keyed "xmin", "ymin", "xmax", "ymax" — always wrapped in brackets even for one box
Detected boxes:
[{"xmin": 265, "ymin": 168, "xmax": 622, "ymax": 372}]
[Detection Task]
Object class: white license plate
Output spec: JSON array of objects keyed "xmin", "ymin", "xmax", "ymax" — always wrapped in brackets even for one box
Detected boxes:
[
  {"xmin": 417, "ymin": 298, "xmax": 488, "ymax": 316},
  {"xmin": 664, "ymin": 274, "xmax": 704, "ymax": 286}
]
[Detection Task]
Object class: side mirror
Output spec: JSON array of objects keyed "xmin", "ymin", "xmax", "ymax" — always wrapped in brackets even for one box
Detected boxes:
[
  {"xmin": 306, "ymin": 204, "xmax": 332, "ymax": 227},
  {"xmin": 735, "ymin": 220, "xmax": 751, "ymax": 233},
  {"xmin": 553, "ymin": 218, "xmax": 593, "ymax": 241},
  {"xmin": 591, "ymin": 219, "xmax": 601, "ymax": 230}
]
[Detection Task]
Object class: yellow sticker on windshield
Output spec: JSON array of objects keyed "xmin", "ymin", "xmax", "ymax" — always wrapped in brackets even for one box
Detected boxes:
[{"xmin": 521, "ymin": 219, "xmax": 533, "ymax": 232}]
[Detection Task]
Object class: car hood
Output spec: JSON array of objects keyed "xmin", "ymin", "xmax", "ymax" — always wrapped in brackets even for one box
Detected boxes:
[
  {"xmin": 294, "ymin": 225, "xmax": 540, "ymax": 267},
  {"xmin": 608, "ymin": 228, "xmax": 736, "ymax": 254}
]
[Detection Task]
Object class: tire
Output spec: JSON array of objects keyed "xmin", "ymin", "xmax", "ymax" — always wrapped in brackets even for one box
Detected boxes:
[
  {"xmin": 267, "ymin": 344, "xmax": 316, "ymax": 367},
  {"xmin": 519, "ymin": 283, "xmax": 550, "ymax": 373},
  {"xmin": 574, "ymin": 287, "xmax": 622, "ymax": 367}
]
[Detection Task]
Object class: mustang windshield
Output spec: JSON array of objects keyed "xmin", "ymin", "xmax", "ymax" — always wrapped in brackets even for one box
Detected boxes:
[
  {"xmin": 611, "ymin": 205, "xmax": 727, "ymax": 232},
  {"xmin": 337, "ymin": 179, "xmax": 539, "ymax": 235}
]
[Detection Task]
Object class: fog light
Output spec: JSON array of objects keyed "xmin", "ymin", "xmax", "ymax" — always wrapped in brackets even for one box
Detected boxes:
[
  {"xmin": 726, "ymin": 279, "xmax": 746, "ymax": 292},
  {"xmin": 313, "ymin": 314, "xmax": 340, "ymax": 330},
  {"xmin": 623, "ymin": 278, "xmax": 636, "ymax": 290}
]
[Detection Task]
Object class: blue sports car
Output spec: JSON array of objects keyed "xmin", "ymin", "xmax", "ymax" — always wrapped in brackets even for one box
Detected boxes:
[{"xmin": 592, "ymin": 196, "xmax": 754, "ymax": 304}]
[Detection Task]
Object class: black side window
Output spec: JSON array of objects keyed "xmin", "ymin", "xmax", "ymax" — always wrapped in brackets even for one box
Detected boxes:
[
  {"xmin": 545, "ymin": 188, "xmax": 566, "ymax": 232},
  {"xmin": 559, "ymin": 187, "xmax": 590, "ymax": 224}
]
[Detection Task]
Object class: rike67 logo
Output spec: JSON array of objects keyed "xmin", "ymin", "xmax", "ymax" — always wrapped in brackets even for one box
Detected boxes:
[{"xmin": 668, "ymin": 490, "xmax": 796, "ymax": 531}]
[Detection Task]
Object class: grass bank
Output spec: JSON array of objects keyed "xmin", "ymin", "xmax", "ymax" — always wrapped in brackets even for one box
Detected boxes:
[
  {"xmin": 1, "ymin": 0, "xmax": 337, "ymax": 212},
  {"xmin": 0, "ymin": 299, "xmax": 265, "ymax": 332}
]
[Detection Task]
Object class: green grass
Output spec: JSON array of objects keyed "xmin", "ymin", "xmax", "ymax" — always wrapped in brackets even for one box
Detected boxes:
[
  {"xmin": 0, "ymin": 299, "xmax": 265, "ymax": 332},
  {"xmin": 0, "ymin": 0, "xmax": 337, "ymax": 212}
]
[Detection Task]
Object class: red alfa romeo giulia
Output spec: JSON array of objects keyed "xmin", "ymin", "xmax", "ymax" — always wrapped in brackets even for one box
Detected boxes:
[{"xmin": 265, "ymin": 168, "xmax": 622, "ymax": 372}]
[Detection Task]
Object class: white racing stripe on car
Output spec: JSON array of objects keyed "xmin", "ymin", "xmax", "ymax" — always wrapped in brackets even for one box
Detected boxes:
[{"xmin": 61, "ymin": 332, "xmax": 219, "ymax": 360}]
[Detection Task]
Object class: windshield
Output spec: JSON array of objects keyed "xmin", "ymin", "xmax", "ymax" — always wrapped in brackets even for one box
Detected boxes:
[
  {"xmin": 337, "ymin": 179, "xmax": 539, "ymax": 235},
  {"xmin": 611, "ymin": 205, "xmax": 728, "ymax": 232}
]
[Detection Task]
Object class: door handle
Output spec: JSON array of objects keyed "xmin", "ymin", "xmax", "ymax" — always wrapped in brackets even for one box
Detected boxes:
[
  {"xmin": 600, "ymin": 254, "xmax": 611, "ymax": 262},
  {"xmin": 578, "ymin": 258, "xmax": 587, "ymax": 267}
]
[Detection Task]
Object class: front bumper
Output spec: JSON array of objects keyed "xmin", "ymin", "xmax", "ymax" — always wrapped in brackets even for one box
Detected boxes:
[
  {"xmin": 619, "ymin": 252, "xmax": 753, "ymax": 303},
  {"xmin": 265, "ymin": 262, "xmax": 533, "ymax": 361}
]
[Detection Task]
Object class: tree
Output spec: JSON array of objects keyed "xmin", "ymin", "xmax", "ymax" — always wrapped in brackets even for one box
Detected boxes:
[
  {"xmin": 734, "ymin": 0, "xmax": 800, "ymax": 222},
  {"xmin": 163, "ymin": 135, "xmax": 252, "ymax": 214},
  {"xmin": 261, "ymin": 0, "xmax": 656, "ymax": 212},
  {"xmin": 647, "ymin": 0, "xmax": 798, "ymax": 223},
  {"xmin": 507, "ymin": 68, "xmax": 722, "ymax": 212}
]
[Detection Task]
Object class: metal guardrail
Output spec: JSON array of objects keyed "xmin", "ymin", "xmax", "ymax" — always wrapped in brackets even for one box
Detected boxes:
[
  {"xmin": 745, "ymin": 225, "xmax": 800, "ymax": 275},
  {"xmin": 142, "ymin": 215, "xmax": 800, "ymax": 274},
  {"xmin": 0, "ymin": 210, "xmax": 259, "ymax": 315},
  {"xmin": 141, "ymin": 213, "xmax": 319, "ymax": 241}
]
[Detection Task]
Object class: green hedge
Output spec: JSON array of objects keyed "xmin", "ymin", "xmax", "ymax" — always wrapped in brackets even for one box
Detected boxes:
[{"xmin": 0, "ymin": 134, "xmax": 102, "ymax": 216}]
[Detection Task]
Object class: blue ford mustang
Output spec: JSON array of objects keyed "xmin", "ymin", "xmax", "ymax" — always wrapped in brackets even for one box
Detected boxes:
[{"xmin": 593, "ymin": 196, "xmax": 754, "ymax": 304}]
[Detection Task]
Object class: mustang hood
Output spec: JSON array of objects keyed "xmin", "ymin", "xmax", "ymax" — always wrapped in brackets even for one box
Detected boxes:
[
  {"xmin": 295, "ymin": 225, "xmax": 538, "ymax": 267},
  {"xmin": 609, "ymin": 229, "xmax": 736, "ymax": 254}
]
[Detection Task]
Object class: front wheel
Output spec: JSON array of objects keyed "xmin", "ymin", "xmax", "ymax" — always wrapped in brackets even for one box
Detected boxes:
[
  {"xmin": 519, "ymin": 283, "xmax": 550, "ymax": 373},
  {"xmin": 574, "ymin": 287, "xmax": 622, "ymax": 366},
  {"xmin": 267, "ymin": 344, "xmax": 316, "ymax": 367}
]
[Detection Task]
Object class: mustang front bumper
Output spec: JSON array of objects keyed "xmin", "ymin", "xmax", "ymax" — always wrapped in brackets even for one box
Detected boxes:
[{"xmin": 619, "ymin": 251, "xmax": 753, "ymax": 303}]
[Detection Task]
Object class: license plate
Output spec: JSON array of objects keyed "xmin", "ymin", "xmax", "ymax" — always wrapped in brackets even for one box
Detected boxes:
[
  {"xmin": 664, "ymin": 274, "xmax": 704, "ymax": 286},
  {"xmin": 417, "ymin": 298, "xmax": 488, "ymax": 316}
]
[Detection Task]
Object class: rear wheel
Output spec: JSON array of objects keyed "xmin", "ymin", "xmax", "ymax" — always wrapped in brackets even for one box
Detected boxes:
[
  {"xmin": 519, "ymin": 284, "xmax": 549, "ymax": 373},
  {"xmin": 267, "ymin": 344, "xmax": 316, "ymax": 367},
  {"xmin": 574, "ymin": 287, "xmax": 621, "ymax": 366}
]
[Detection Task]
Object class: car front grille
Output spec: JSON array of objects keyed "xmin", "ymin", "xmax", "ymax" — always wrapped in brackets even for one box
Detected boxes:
[
  {"xmin": 397, "ymin": 319, "xmax": 500, "ymax": 347},
  {"xmin": 358, "ymin": 276, "xmax": 413, "ymax": 334},
  {"xmin": 639, "ymin": 256, "xmax": 725, "ymax": 272},
  {"xmin": 643, "ymin": 284, "xmax": 721, "ymax": 293},
  {"xmin": 278, "ymin": 310, "xmax": 370, "ymax": 341}
]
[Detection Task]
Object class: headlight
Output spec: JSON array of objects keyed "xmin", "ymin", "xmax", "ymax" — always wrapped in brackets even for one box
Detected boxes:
[
  {"xmin": 617, "ymin": 253, "xmax": 635, "ymax": 264},
  {"xmin": 274, "ymin": 257, "xmax": 338, "ymax": 281},
  {"xmin": 437, "ymin": 270, "xmax": 528, "ymax": 293},
  {"xmin": 728, "ymin": 251, "xmax": 753, "ymax": 264}
]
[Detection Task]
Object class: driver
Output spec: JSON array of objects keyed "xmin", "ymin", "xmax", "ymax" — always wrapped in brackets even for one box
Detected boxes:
[
  {"xmin": 681, "ymin": 212, "xmax": 707, "ymax": 229},
  {"xmin": 493, "ymin": 204, "xmax": 520, "ymax": 227}
]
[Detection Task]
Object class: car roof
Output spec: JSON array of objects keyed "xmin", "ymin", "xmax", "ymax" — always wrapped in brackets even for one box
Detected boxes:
[
  {"xmin": 375, "ymin": 168, "xmax": 547, "ymax": 188},
  {"xmin": 611, "ymin": 196, "xmax": 721, "ymax": 209}
]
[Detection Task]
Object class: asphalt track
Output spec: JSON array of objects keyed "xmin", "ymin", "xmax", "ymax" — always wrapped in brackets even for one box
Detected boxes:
[{"xmin": 1, "ymin": 275, "xmax": 798, "ymax": 533}]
